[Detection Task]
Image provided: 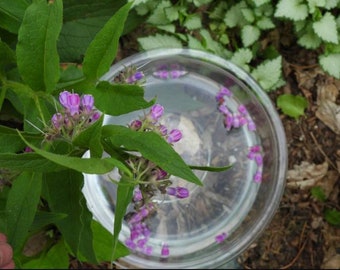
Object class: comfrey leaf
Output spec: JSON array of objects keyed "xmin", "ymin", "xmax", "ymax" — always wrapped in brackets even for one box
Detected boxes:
[
  {"xmin": 82, "ymin": 2, "xmax": 132, "ymax": 81},
  {"xmin": 277, "ymin": 94, "xmax": 308, "ymax": 119},
  {"xmin": 16, "ymin": 0, "xmax": 63, "ymax": 92},
  {"xmin": 313, "ymin": 12, "xmax": 338, "ymax": 44},
  {"xmin": 274, "ymin": 0, "xmax": 308, "ymax": 21}
]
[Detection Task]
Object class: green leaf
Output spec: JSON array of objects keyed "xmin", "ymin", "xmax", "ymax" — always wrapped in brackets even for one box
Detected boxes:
[
  {"xmin": 230, "ymin": 48, "xmax": 253, "ymax": 72},
  {"xmin": 256, "ymin": 17, "xmax": 275, "ymax": 30},
  {"xmin": 91, "ymin": 220, "xmax": 130, "ymax": 263},
  {"xmin": 0, "ymin": 41, "xmax": 16, "ymax": 76},
  {"xmin": 146, "ymin": 1, "xmax": 171, "ymax": 25},
  {"xmin": 43, "ymin": 170, "xmax": 97, "ymax": 263},
  {"xmin": 102, "ymin": 125, "xmax": 203, "ymax": 186},
  {"xmin": 89, "ymin": 81, "xmax": 155, "ymax": 116},
  {"xmin": 0, "ymin": 0, "xmax": 29, "ymax": 34},
  {"xmin": 251, "ymin": 56, "xmax": 283, "ymax": 91},
  {"xmin": 224, "ymin": 1, "xmax": 248, "ymax": 28},
  {"xmin": 6, "ymin": 171, "xmax": 42, "ymax": 253},
  {"xmin": 324, "ymin": 209, "xmax": 340, "ymax": 227},
  {"xmin": 319, "ymin": 53, "xmax": 340, "ymax": 78},
  {"xmin": 0, "ymin": 152, "xmax": 66, "ymax": 172},
  {"xmin": 17, "ymin": 131, "xmax": 132, "ymax": 176},
  {"xmin": 184, "ymin": 14, "xmax": 202, "ymax": 30},
  {"xmin": 72, "ymin": 114, "xmax": 104, "ymax": 158},
  {"xmin": 58, "ymin": 0, "xmax": 127, "ymax": 62},
  {"xmin": 241, "ymin": 25, "xmax": 260, "ymax": 47},
  {"xmin": 82, "ymin": 2, "xmax": 132, "ymax": 81},
  {"xmin": 30, "ymin": 211, "xmax": 68, "ymax": 232},
  {"xmin": 276, "ymin": 94, "xmax": 308, "ymax": 119},
  {"xmin": 297, "ymin": 24, "xmax": 322, "ymax": 49},
  {"xmin": 22, "ymin": 239, "xmax": 70, "ymax": 269},
  {"xmin": 274, "ymin": 0, "xmax": 308, "ymax": 21},
  {"xmin": 164, "ymin": 5, "xmax": 179, "ymax": 22},
  {"xmin": 111, "ymin": 174, "xmax": 134, "ymax": 262},
  {"xmin": 189, "ymin": 164, "xmax": 232, "ymax": 172},
  {"xmin": 16, "ymin": 0, "xmax": 63, "ymax": 92},
  {"xmin": 310, "ymin": 186, "xmax": 326, "ymax": 202},
  {"xmin": 138, "ymin": 33, "xmax": 182, "ymax": 50},
  {"xmin": 0, "ymin": 125, "xmax": 42, "ymax": 153},
  {"xmin": 313, "ymin": 12, "xmax": 338, "ymax": 44},
  {"xmin": 56, "ymin": 64, "xmax": 85, "ymax": 90}
]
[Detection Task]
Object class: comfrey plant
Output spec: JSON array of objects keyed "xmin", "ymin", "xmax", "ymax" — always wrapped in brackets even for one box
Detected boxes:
[{"xmin": 0, "ymin": 1, "xmax": 229, "ymax": 268}]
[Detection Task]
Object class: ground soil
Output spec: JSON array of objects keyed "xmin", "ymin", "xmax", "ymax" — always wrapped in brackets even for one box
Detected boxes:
[{"xmin": 67, "ymin": 26, "xmax": 340, "ymax": 269}]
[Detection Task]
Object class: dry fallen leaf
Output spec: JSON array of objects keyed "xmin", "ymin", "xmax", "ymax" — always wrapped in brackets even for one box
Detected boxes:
[
  {"xmin": 316, "ymin": 82, "xmax": 340, "ymax": 134},
  {"xmin": 287, "ymin": 161, "xmax": 328, "ymax": 189}
]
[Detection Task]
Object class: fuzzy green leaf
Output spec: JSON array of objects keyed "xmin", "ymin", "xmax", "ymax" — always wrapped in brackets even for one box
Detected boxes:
[
  {"xmin": 307, "ymin": 0, "xmax": 326, "ymax": 13},
  {"xmin": 224, "ymin": 1, "xmax": 248, "ymax": 27},
  {"xmin": 241, "ymin": 25, "xmax": 260, "ymax": 47},
  {"xmin": 138, "ymin": 33, "xmax": 182, "ymax": 50},
  {"xmin": 16, "ymin": 0, "xmax": 62, "ymax": 92},
  {"xmin": 319, "ymin": 53, "xmax": 340, "ymax": 78},
  {"xmin": 6, "ymin": 171, "xmax": 42, "ymax": 253},
  {"xmin": 82, "ymin": 2, "xmax": 132, "ymax": 81},
  {"xmin": 256, "ymin": 17, "xmax": 275, "ymax": 30},
  {"xmin": 274, "ymin": 0, "xmax": 308, "ymax": 21},
  {"xmin": 297, "ymin": 25, "xmax": 322, "ymax": 49},
  {"xmin": 102, "ymin": 125, "xmax": 203, "ymax": 186},
  {"xmin": 230, "ymin": 48, "xmax": 253, "ymax": 72},
  {"xmin": 277, "ymin": 94, "xmax": 308, "ymax": 119},
  {"xmin": 0, "ymin": 0, "xmax": 29, "ymax": 34},
  {"xmin": 313, "ymin": 12, "xmax": 338, "ymax": 44},
  {"xmin": 241, "ymin": 8, "xmax": 255, "ymax": 23},
  {"xmin": 146, "ymin": 1, "xmax": 171, "ymax": 25},
  {"xmin": 90, "ymin": 81, "xmax": 155, "ymax": 116},
  {"xmin": 184, "ymin": 14, "xmax": 202, "ymax": 30},
  {"xmin": 164, "ymin": 5, "xmax": 179, "ymax": 22},
  {"xmin": 251, "ymin": 56, "xmax": 283, "ymax": 91}
]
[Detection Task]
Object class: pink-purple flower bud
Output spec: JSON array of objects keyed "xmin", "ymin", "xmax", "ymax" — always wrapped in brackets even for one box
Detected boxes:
[
  {"xmin": 167, "ymin": 129, "xmax": 182, "ymax": 143},
  {"xmin": 161, "ymin": 243, "xmax": 170, "ymax": 257},
  {"xmin": 51, "ymin": 113, "xmax": 63, "ymax": 129},
  {"xmin": 130, "ymin": 119, "xmax": 142, "ymax": 131},
  {"xmin": 167, "ymin": 186, "xmax": 189, "ymax": 199},
  {"xmin": 215, "ymin": 232, "xmax": 228, "ymax": 243},
  {"xmin": 81, "ymin": 94, "xmax": 94, "ymax": 112},
  {"xmin": 150, "ymin": 104, "xmax": 164, "ymax": 120}
]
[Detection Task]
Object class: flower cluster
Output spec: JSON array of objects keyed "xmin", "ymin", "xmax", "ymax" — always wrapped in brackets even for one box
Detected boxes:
[
  {"xmin": 45, "ymin": 90, "xmax": 101, "ymax": 141},
  {"xmin": 123, "ymin": 104, "xmax": 189, "ymax": 256},
  {"xmin": 216, "ymin": 86, "xmax": 263, "ymax": 183},
  {"xmin": 247, "ymin": 145, "xmax": 264, "ymax": 183},
  {"xmin": 216, "ymin": 86, "xmax": 256, "ymax": 132},
  {"xmin": 114, "ymin": 66, "xmax": 145, "ymax": 85}
]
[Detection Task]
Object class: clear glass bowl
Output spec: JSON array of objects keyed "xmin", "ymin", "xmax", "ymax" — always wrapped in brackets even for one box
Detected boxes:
[{"xmin": 82, "ymin": 48, "xmax": 287, "ymax": 269}]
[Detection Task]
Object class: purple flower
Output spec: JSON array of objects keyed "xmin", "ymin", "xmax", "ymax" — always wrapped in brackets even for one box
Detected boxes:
[
  {"xmin": 216, "ymin": 86, "xmax": 232, "ymax": 102},
  {"xmin": 158, "ymin": 124, "xmax": 168, "ymax": 136},
  {"xmin": 167, "ymin": 129, "xmax": 182, "ymax": 143},
  {"xmin": 156, "ymin": 168, "xmax": 167, "ymax": 180},
  {"xmin": 150, "ymin": 104, "xmax": 164, "ymax": 121},
  {"xmin": 215, "ymin": 232, "xmax": 228, "ymax": 243},
  {"xmin": 253, "ymin": 167, "xmax": 263, "ymax": 183},
  {"xmin": 161, "ymin": 243, "xmax": 170, "ymax": 257},
  {"xmin": 153, "ymin": 70, "xmax": 169, "ymax": 79},
  {"xmin": 167, "ymin": 186, "xmax": 189, "ymax": 199},
  {"xmin": 249, "ymin": 145, "xmax": 261, "ymax": 153},
  {"xmin": 254, "ymin": 153, "xmax": 263, "ymax": 166},
  {"xmin": 59, "ymin": 91, "xmax": 80, "ymax": 116},
  {"xmin": 238, "ymin": 104, "xmax": 248, "ymax": 115},
  {"xmin": 90, "ymin": 111, "xmax": 101, "ymax": 122},
  {"xmin": 81, "ymin": 94, "xmax": 94, "ymax": 112},
  {"xmin": 126, "ymin": 71, "xmax": 144, "ymax": 83},
  {"xmin": 129, "ymin": 119, "xmax": 142, "ymax": 130},
  {"xmin": 133, "ymin": 188, "xmax": 143, "ymax": 202},
  {"xmin": 51, "ymin": 113, "xmax": 63, "ymax": 129}
]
